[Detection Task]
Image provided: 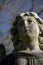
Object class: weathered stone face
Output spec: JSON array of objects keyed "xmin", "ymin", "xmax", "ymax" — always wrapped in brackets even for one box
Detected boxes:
[{"xmin": 17, "ymin": 16, "xmax": 39, "ymax": 38}]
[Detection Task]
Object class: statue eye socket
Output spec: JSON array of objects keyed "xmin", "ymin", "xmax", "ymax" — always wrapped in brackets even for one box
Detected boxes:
[{"xmin": 27, "ymin": 19, "xmax": 32, "ymax": 24}]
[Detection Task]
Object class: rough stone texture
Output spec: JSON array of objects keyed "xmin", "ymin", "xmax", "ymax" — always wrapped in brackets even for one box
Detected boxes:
[
  {"xmin": 11, "ymin": 12, "xmax": 43, "ymax": 53},
  {"xmin": 11, "ymin": 12, "xmax": 43, "ymax": 65}
]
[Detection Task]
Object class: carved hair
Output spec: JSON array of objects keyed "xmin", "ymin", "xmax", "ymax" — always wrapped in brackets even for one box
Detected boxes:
[{"xmin": 10, "ymin": 12, "xmax": 43, "ymax": 50}]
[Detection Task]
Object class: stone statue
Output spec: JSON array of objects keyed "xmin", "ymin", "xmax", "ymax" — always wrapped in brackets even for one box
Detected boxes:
[
  {"xmin": 0, "ymin": 12, "xmax": 43, "ymax": 65},
  {"xmin": 11, "ymin": 12, "xmax": 43, "ymax": 53},
  {"xmin": 11, "ymin": 12, "xmax": 43, "ymax": 65}
]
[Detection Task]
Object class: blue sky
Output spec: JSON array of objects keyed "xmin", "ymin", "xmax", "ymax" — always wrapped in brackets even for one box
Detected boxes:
[
  {"xmin": 0, "ymin": 0, "xmax": 43, "ymax": 18},
  {"xmin": 0, "ymin": 0, "xmax": 4, "ymax": 4}
]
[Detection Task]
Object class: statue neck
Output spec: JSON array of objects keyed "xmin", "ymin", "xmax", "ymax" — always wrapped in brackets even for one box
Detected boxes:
[
  {"xmin": 31, "ymin": 38, "xmax": 39, "ymax": 50},
  {"xmin": 22, "ymin": 36, "xmax": 40, "ymax": 50},
  {"xmin": 18, "ymin": 37, "xmax": 41, "ymax": 53}
]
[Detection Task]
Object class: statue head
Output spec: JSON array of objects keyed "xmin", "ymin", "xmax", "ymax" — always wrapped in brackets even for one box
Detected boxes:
[{"xmin": 11, "ymin": 12, "xmax": 43, "ymax": 51}]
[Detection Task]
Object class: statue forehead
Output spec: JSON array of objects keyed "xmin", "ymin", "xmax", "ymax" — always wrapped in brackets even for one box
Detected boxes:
[
  {"xmin": 18, "ymin": 12, "xmax": 43, "ymax": 25},
  {"xmin": 18, "ymin": 12, "xmax": 37, "ymax": 21},
  {"xmin": 17, "ymin": 14, "xmax": 38, "ymax": 25}
]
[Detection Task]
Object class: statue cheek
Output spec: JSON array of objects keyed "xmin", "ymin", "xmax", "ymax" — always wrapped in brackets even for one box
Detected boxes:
[{"xmin": 32, "ymin": 22, "xmax": 39, "ymax": 36}]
